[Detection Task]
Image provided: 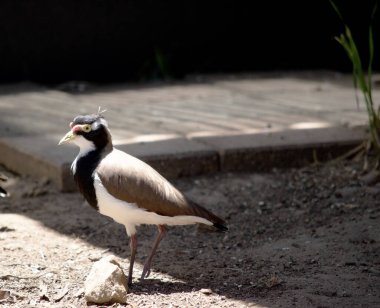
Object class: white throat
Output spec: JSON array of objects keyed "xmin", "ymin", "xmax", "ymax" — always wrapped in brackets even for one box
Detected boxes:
[
  {"xmin": 71, "ymin": 135, "xmax": 96, "ymax": 174},
  {"xmin": 73, "ymin": 135, "xmax": 96, "ymax": 155}
]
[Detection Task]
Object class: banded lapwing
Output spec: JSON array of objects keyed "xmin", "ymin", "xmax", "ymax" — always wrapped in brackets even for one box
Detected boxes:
[{"xmin": 59, "ymin": 113, "xmax": 227, "ymax": 286}]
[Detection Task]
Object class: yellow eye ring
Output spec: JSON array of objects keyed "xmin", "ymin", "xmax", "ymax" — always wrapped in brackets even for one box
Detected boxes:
[{"xmin": 82, "ymin": 124, "xmax": 92, "ymax": 133}]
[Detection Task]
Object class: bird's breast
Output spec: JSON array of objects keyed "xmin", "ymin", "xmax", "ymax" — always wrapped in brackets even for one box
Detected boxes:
[{"xmin": 73, "ymin": 150, "xmax": 103, "ymax": 210}]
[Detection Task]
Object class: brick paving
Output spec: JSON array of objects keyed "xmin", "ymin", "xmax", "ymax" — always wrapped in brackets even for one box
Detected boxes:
[
  {"xmin": 1, "ymin": 71, "xmax": 377, "ymax": 141},
  {"xmin": 0, "ymin": 71, "xmax": 377, "ymax": 190}
]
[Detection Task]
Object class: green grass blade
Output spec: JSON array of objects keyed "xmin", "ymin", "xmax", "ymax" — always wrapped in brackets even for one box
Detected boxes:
[
  {"xmin": 346, "ymin": 30, "xmax": 368, "ymax": 95},
  {"xmin": 331, "ymin": 0, "xmax": 380, "ymax": 155},
  {"xmin": 371, "ymin": 1, "xmax": 378, "ymax": 21},
  {"xmin": 368, "ymin": 26, "xmax": 374, "ymax": 99},
  {"xmin": 329, "ymin": 0, "xmax": 344, "ymax": 22}
]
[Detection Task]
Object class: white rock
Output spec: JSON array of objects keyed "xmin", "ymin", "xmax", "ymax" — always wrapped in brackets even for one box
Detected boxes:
[
  {"xmin": 84, "ymin": 255, "xmax": 128, "ymax": 304},
  {"xmin": 200, "ymin": 288, "xmax": 213, "ymax": 295}
]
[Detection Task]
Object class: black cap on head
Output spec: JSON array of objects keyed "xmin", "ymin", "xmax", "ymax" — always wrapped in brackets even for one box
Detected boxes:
[{"xmin": 72, "ymin": 114, "xmax": 104, "ymax": 125}]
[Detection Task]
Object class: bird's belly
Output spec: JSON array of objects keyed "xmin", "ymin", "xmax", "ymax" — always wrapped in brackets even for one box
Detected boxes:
[{"xmin": 93, "ymin": 176, "xmax": 142, "ymax": 231}]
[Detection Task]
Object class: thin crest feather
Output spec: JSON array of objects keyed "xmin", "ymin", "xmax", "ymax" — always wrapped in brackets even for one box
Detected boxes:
[{"xmin": 97, "ymin": 106, "xmax": 107, "ymax": 116}]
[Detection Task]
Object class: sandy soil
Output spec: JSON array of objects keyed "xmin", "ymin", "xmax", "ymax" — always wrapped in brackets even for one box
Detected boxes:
[{"xmin": 0, "ymin": 159, "xmax": 379, "ymax": 308}]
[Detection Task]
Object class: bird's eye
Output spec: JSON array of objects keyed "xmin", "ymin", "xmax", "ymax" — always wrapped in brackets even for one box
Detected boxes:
[{"xmin": 82, "ymin": 124, "xmax": 92, "ymax": 133}]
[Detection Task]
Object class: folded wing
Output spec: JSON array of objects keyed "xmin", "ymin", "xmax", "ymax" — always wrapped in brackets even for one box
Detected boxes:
[{"xmin": 96, "ymin": 149, "xmax": 227, "ymax": 230}]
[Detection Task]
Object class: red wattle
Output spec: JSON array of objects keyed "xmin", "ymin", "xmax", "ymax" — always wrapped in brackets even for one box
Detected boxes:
[{"xmin": 72, "ymin": 125, "xmax": 82, "ymax": 132}]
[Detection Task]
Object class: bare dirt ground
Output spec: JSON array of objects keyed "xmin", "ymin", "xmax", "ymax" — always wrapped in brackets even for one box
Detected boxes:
[{"xmin": 0, "ymin": 158, "xmax": 379, "ymax": 308}]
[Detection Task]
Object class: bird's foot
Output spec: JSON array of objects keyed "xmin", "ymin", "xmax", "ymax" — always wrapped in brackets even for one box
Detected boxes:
[
  {"xmin": 140, "ymin": 264, "xmax": 152, "ymax": 281},
  {"xmin": 127, "ymin": 275, "xmax": 133, "ymax": 287}
]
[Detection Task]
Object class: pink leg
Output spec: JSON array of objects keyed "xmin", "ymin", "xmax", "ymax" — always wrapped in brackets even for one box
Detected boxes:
[
  {"xmin": 141, "ymin": 225, "xmax": 166, "ymax": 281},
  {"xmin": 128, "ymin": 234, "xmax": 137, "ymax": 286}
]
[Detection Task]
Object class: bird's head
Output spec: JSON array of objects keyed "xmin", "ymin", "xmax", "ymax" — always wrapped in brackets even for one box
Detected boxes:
[{"xmin": 58, "ymin": 114, "xmax": 112, "ymax": 150}]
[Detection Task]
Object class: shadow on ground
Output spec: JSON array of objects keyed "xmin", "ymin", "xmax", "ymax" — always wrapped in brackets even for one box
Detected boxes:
[{"xmin": 1, "ymin": 160, "xmax": 379, "ymax": 307}]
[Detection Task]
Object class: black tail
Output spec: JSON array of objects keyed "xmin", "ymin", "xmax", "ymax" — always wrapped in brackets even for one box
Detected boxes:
[
  {"xmin": 187, "ymin": 198, "xmax": 228, "ymax": 232},
  {"xmin": 213, "ymin": 222, "xmax": 228, "ymax": 232}
]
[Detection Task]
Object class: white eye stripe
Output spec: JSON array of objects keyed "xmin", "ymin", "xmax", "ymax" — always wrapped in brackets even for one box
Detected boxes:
[
  {"xmin": 91, "ymin": 118, "xmax": 108, "ymax": 130},
  {"xmin": 99, "ymin": 118, "xmax": 108, "ymax": 127}
]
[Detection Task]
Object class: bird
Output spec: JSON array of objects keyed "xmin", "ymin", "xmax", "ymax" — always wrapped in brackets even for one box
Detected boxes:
[{"xmin": 58, "ymin": 112, "xmax": 228, "ymax": 286}]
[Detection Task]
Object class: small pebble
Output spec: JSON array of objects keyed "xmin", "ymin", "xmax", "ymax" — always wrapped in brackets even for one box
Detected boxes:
[{"xmin": 200, "ymin": 288, "xmax": 213, "ymax": 295}]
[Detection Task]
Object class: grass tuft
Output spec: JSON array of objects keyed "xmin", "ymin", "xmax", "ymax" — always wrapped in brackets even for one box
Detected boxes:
[{"xmin": 330, "ymin": 1, "xmax": 380, "ymax": 170}]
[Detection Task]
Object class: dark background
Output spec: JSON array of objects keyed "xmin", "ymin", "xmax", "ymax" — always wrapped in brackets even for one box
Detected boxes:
[{"xmin": 0, "ymin": 0, "xmax": 378, "ymax": 85}]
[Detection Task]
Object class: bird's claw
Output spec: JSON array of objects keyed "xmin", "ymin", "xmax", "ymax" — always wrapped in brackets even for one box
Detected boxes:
[
  {"xmin": 145, "ymin": 269, "xmax": 151, "ymax": 278},
  {"xmin": 127, "ymin": 276, "xmax": 133, "ymax": 287},
  {"xmin": 140, "ymin": 266, "xmax": 151, "ymax": 281}
]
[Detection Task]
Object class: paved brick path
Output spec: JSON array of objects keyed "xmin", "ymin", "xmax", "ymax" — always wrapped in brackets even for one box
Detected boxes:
[
  {"xmin": 0, "ymin": 71, "xmax": 377, "ymax": 190},
  {"xmin": 1, "ymin": 71, "xmax": 377, "ymax": 141}
]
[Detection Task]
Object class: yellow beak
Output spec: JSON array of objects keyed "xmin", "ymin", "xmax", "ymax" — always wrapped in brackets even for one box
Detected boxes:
[{"xmin": 58, "ymin": 130, "xmax": 77, "ymax": 145}]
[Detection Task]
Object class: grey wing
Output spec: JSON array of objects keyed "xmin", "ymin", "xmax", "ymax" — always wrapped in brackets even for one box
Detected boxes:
[
  {"xmin": 97, "ymin": 149, "xmax": 227, "ymax": 227},
  {"xmin": 96, "ymin": 150, "xmax": 195, "ymax": 216}
]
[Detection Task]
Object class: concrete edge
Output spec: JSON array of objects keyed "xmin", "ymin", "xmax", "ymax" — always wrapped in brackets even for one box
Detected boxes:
[
  {"xmin": 0, "ymin": 138, "xmax": 65, "ymax": 189},
  {"xmin": 0, "ymin": 125, "xmax": 368, "ymax": 192},
  {"xmin": 193, "ymin": 125, "xmax": 368, "ymax": 172}
]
